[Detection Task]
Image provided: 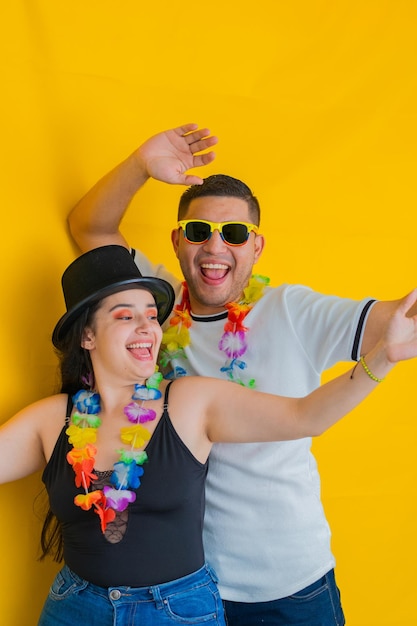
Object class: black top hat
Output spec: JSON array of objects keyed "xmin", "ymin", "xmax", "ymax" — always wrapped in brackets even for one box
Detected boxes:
[{"xmin": 52, "ymin": 245, "xmax": 175, "ymax": 348}]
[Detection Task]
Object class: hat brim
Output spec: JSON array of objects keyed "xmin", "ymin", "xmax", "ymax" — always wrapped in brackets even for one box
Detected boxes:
[{"xmin": 52, "ymin": 276, "xmax": 175, "ymax": 348}]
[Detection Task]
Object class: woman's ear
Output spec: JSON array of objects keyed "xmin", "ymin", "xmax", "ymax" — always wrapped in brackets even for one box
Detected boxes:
[{"xmin": 81, "ymin": 327, "xmax": 95, "ymax": 350}]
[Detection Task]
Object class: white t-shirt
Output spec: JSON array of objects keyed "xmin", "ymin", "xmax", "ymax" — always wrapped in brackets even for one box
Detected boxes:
[{"xmin": 134, "ymin": 249, "xmax": 375, "ymax": 602}]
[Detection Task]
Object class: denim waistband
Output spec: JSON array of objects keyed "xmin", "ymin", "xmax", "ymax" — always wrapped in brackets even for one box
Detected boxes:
[{"xmin": 64, "ymin": 563, "xmax": 218, "ymax": 604}]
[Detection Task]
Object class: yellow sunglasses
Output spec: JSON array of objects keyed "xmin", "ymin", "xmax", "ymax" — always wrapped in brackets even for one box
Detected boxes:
[{"xmin": 178, "ymin": 220, "xmax": 259, "ymax": 246}]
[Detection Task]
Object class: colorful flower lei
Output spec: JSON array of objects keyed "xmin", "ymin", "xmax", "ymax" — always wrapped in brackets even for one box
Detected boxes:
[
  {"xmin": 66, "ymin": 371, "xmax": 162, "ymax": 533},
  {"xmin": 160, "ymin": 275, "xmax": 269, "ymax": 387}
]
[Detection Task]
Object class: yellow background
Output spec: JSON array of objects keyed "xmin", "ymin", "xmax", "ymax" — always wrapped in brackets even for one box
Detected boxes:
[{"xmin": 1, "ymin": 2, "xmax": 416, "ymax": 624}]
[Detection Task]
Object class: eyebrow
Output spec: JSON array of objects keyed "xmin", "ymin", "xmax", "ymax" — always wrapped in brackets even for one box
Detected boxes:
[{"xmin": 108, "ymin": 302, "xmax": 157, "ymax": 312}]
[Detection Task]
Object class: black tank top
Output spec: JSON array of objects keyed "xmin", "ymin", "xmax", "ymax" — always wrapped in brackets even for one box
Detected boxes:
[{"xmin": 42, "ymin": 382, "xmax": 208, "ymax": 587}]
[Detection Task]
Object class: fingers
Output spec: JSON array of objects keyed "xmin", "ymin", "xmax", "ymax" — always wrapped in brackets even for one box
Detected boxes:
[
  {"xmin": 174, "ymin": 123, "xmax": 210, "ymax": 143},
  {"xmin": 187, "ymin": 131, "xmax": 217, "ymax": 170},
  {"xmin": 190, "ymin": 134, "xmax": 218, "ymax": 156},
  {"xmin": 177, "ymin": 124, "xmax": 211, "ymax": 140},
  {"xmin": 175, "ymin": 124, "xmax": 218, "ymax": 150},
  {"xmin": 193, "ymin": 150, "xmax": 217, "ymax": 168},
  {"xmin": 182, "ymin": 174, "xmax": 205, "ymax": 186},
  {"xmin": 186, "ymin": 132, "xmax": 218, "ymax": 157},
  {"xmin": 179, "ymin": 124, "xmax": 218, "ymax": 172},
  {"xmin": 175, "ymin": 123, "xmax": 200, "ymax": 135}
]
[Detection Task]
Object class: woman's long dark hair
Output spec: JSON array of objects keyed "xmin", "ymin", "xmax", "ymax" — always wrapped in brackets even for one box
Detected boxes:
[{"xmin": 39, "ymin": 303, "xmax": 99, "ymax": 561}]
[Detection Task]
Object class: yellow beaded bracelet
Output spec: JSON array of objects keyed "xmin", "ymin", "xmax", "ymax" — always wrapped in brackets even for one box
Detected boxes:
[{"xmin": 359, "ymin": 355, "xmax": 385, "ymax": 383}]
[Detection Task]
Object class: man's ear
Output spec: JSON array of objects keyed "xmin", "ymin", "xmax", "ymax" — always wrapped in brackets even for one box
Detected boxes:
[
  {"xmin": 253, "ymin": 233, "xmax": 265, "ymax": 264},
  {"xmin": 81, "ymin": 327, "xmax": 95, "ymax": 350},
  {"xmin": 171, "ymin": 228, "xmax": 180, "ymax": 259}
]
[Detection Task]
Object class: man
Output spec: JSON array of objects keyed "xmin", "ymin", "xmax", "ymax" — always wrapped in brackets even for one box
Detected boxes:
[{"xmin": 68, "ymin": 123, "xmax": 412, "ymax": 625}]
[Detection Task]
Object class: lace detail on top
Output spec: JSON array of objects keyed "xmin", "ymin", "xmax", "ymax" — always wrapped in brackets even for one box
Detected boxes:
[
  {"xmin": 94, "ymin": 471, "xmax": 128, "ymax": 544},
  {"xmin": 66, "ymin": 398, "xmax": 129, "ymax": 543}
]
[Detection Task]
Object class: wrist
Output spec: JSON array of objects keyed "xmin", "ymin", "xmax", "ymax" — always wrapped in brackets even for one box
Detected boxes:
[
  {"xmin": 359, "ymin": 355, "xmax": 385, "ymax": 382},
  {"xmin": 358, "ymin": 343, "xmax": 394, "ymax": 382},
  {"xmin": 131, "ymin": 148, "xmax": 152, "ymax": 184}
]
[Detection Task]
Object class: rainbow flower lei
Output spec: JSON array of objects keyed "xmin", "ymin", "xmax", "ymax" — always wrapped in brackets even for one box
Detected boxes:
[
  {"xmin": 160, "ymin": 274, "xmax": 269, "ymax": 387},
  {"xmin": 66, "ymin": 371, "xmax": 162, "ymax": 533}
]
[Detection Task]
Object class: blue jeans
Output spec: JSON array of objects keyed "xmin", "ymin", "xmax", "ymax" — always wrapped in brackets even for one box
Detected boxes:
[
  {"xmin": 38, "ymin": 563, "xmax": 225, "ymax": 625},
  {"xmin": 223, "ymin": 569, "xmax": 345, "ymax": 626}
]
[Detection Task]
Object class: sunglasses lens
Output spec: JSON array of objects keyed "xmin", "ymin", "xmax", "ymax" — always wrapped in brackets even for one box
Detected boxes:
[
  {"xmin": 184, "ymin": 222, "xmax": 211, "ymax": 242},
  {"xmin": 222, "ymin": 223, "xmax": 249, "ymax": 245}
]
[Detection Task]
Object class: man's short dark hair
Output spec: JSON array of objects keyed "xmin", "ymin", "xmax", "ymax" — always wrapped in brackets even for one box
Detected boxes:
[{"xmin": 178, "ymin": 174, "xmax": 260, "ymax": 225}]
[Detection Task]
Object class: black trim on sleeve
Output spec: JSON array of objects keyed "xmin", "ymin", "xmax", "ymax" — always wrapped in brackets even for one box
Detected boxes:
[{"xmin": 351, "ymin": 299, "xmax": 376, "ymax": 361}]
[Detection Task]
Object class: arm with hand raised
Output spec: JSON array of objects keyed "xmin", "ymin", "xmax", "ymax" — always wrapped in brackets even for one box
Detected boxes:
[{"xmin": 68, "ymin": 123, "xmax": 218, "ymax": 253}]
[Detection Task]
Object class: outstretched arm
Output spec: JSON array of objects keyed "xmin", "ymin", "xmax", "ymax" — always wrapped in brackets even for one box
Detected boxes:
[
  {"xmin": 0, "ymin": 395, "xmax": 68, "ymax": 484},
  {"xmin": 68, "ymin": 123, "xmax": 218, "ymax": 253},
  {"xmin": 174, "ymin": 289, "xmax": 417, "ymax": 450}
]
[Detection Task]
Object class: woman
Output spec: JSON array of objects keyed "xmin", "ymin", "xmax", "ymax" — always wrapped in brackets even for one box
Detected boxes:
[{"xmin": 1, "ymin": 245, "xmax": 416, "ymax": 626}]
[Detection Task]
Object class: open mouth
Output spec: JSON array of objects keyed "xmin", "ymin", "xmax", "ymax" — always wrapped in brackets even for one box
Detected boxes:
[
  {"xmin": 126, "ymin": 342, "xmax": 153, "ymax": 359},
  {"xmin": 200, "ymin": 263, "xmax": 229, "ymax": 280}
]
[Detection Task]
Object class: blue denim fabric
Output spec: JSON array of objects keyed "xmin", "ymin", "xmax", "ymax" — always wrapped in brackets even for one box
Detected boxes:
[
  {"xmin": 223, "ymin": 569, "xmax": 345, "ymax": 626},
  {"xmin": 38, "ymin": 563, "xmax": 226, "ymax": 626}
]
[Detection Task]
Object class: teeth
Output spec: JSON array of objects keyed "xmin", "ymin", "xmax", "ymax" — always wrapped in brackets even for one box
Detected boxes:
[
  {"xmin": 127, "ymin": 342, "xmax": 152, "ymax": 349},
  {"xmin": 201, "ymin": 263, "xmax": 228, "ymax": 269}
]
